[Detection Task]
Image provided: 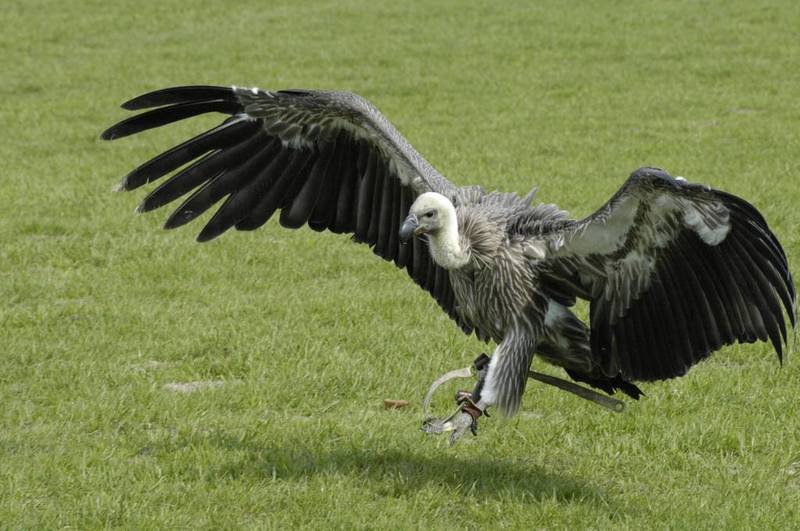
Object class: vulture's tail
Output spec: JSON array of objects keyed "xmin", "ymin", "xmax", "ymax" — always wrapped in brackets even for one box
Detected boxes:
[{"xmin": 565, "ymin": 369, "xmax": 644, "ymax": 400}]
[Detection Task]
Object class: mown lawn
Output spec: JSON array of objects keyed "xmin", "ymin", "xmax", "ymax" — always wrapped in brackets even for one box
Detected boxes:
[{"xmin": 2, "ymin": 0, "xmax": 799, "ymax": 528}]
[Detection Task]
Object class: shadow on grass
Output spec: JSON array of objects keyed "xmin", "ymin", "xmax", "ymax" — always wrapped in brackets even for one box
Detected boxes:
[{"xmin": 202, "ymin": 435, "xmax": 607, "ymax": 505}]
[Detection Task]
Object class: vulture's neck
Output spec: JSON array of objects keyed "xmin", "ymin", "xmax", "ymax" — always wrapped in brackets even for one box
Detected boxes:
[{"xmin": 428, "ymin": 202, "xmax": 469, "ymax": 270}]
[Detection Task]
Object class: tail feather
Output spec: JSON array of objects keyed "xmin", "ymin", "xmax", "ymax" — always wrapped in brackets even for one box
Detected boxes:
[{"xmin": 565, "ymin": 369, "xmax": 644, "ymax": 400}]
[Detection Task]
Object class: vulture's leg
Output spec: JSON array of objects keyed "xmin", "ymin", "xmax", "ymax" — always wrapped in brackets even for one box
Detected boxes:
[{"xmin": 424, "ymin": 330, "xmax": 535, "ymax": 445}]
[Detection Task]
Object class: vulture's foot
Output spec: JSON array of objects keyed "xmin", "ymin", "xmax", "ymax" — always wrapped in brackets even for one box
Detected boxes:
[
  {"xmin": 421, "ymin": 354, "xmax": 491, "ymax": 446},
  {"xmin": 421, "ymin": 397, "xmax": 484, "ymax": 446}
]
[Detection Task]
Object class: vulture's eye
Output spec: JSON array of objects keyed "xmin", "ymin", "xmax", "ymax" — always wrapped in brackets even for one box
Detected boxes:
[{"xmin": 424, "ymin": 211, "xmax": 435, "ymax": 218}]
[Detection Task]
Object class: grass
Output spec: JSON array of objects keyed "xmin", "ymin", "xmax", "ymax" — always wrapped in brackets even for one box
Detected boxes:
[{"xmin": 2, "ymin": 0, "xmax": 800, "ymax": 528}]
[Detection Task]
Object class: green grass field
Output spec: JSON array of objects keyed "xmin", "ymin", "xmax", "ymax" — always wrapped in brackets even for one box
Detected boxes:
[{"xmin": 3, "ymin": 0, "xmax": 800, "ymax": 528}]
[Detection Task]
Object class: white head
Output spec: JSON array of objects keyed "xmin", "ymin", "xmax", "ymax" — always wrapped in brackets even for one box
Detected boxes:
[
  {"xmin": 398, "ymin": 192, "xmax": 455, "ymax": 242},
  {"xmin": 398, "ymin": 192, "xmax": 468, "ymax": 270}
]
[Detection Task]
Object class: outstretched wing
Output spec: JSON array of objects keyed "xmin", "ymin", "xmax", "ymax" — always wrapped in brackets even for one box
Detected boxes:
[
  {"xmin": 541, "ymin": 167, "xmax": 796, "ymax": 381},
  {"xmin": 101, "ymin": 85, "xmax": 467, "ymax": 331}
]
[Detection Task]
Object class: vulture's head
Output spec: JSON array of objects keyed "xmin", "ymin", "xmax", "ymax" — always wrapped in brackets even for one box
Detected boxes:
[{"xmin": 399, "ymin": 192, "xmax": 454, "ymax": 242}]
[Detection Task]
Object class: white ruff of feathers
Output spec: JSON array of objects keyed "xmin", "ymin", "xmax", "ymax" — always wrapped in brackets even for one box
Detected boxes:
[{"xmin": 425, "ymin": 194, "xmax": 470, "ymax": 270}]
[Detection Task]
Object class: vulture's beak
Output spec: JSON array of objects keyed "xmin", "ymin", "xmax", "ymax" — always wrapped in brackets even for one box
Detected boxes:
[{"xmin": 399, "ymin": 214, "xmax": 419, "ymax": 243}]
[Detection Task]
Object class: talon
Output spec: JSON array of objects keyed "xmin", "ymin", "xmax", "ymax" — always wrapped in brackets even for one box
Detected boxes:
[
  {"xmin": 422, "ymin": 400, "xmax": 485, "ymax": 446},
  {"xmin": 447, "ymin": 410, "xmax": 478, "ymax": 446},
  {"xmin": 455, "ymin": 389, "xmax": 472, "ymax": 404},
  {"xmin": 421, "ymin": 416, "xmax": 446, "ymax": 434}
]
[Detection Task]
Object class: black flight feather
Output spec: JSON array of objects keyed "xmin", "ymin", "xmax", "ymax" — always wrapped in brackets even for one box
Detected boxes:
[
  {"xmin": 355, "ymin": 148, "xmax": 377, "ymax": 240},
  {"xmin": 280, "ymin": 140, "xmax": 336, "ymax": 229},
  {"xmin": 196, "ymin": 141, "xmax": 283, "ymax": 241},
  {"xmin": 121, "ymin": 85, "xmax": 237, "ymax": 110},
  {"xmin": 137, "ymin": 131, "xmax": 270, "ymax": 212},
  {"xmin": 101, "ymin": 100, "xmax": 241, "ymax": 140},
  {"xmin": 119, "ymin": 118, "xmax": 259, "ymax": 191},
  {"xmin": 235, "ymin": 150, "xmax": 313, "ymax": 231}
]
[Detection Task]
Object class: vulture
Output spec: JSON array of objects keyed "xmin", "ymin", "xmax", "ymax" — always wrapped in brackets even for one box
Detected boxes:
[{"xmin": 102, "ymin": 85, "xmax": 796, "ymax": 445}]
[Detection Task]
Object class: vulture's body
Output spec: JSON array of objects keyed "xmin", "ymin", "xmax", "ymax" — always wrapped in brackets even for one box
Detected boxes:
[{"xmin": 103, "ymin": 85, "xmax": 796, "ymax": 441}]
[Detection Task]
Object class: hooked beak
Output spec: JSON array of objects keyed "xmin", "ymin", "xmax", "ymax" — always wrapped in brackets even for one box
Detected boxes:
[{"xmin": 399, "ymin": 214, "xmax": 419, "ymax": 243}]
